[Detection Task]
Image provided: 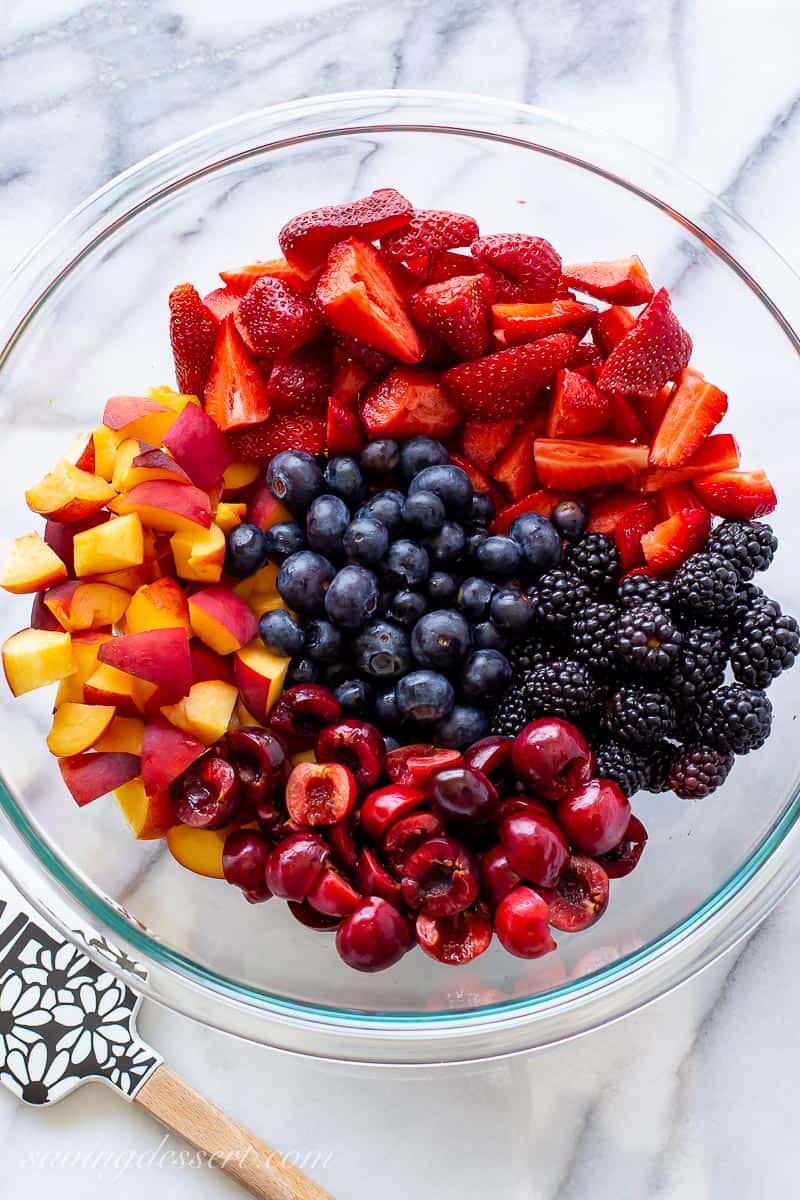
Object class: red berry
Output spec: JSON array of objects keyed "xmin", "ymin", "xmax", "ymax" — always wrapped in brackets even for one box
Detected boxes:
[
  {"xmin": 381, "ymin": 208, "xmax": 479, "ymax": 262},
  {"xmin": 511, "ymin": 718, "xmax": 595, "ymax": 802},
  {"xmin": 287, "ymin": 900, "xmax": 341, "ymax": 930},
  {"xmin": 285, "ymin": 761, "xmax": 358, "ymax": 827},
  {"xmin": 494, "ymin": 886, "xmax": 556, "ymax": 959},
  {"xmin": 546, "ymin": 855, "xmax": 609, "ymax": 931},
  {"xmin": 171, "ymin": 757, "xmax": 240, "ymax": 829},
  {"xmin": 307, "ymin": 865, "xmax": 361, "ymax": 918},
  {"xmin": 426, "ymin": 764, "xmax": 497, "ymax": 827},
  {"xmin": 360, "ymin": 784, "xmax": 425, "ymax": 842},
  {"xmin": 382, "ymin": 812, "xmax": 445, "ymax": 874},
  {"xmin": 356, "ymin": 849, "xmax": 401, "ymax": 905},
  {"xmin": 335, "ymin": 897, "xmax": 411, "ymax": 972},
  {"xmin": 265, "ymin": 832, "xmax": 329, "ymax": 900},
  {"xmin": 597, "ymin": 814, "xmax": 648, "ymax": 878},
  {"xmin": 235, "ymin": 275, "xmax": 322, "ymax": 358},
  {"xmin": 400, "ymin": 836, "xmax": 479, "ymax": 917},
  {"xmin": 416, "ymin": 907, "xmax": 493, "ymax": 965},
  {"xmin": 224, "ymin": 727, "xmax": 290, "ymax": 805},
  {"xmin": 462, "ymin": 735, "xmax": 515, "ymax": 782},
  {"xmin": 557, "ymin": 779, "xmax": 631, "ymax": 856},
  {"xmin": 279, "ymin": 188, "xmax": 413, "ymax": 275},
  {"xmin": 480, "ymin": 844, "xmax": 522, "ymax": 907},
  {"xmin": 471, "ymin": 233, "xmax": 561, "ymax": 303},
  {"xmin": 442, "ymin": 334, "xmax": 577, "ymax": 421},
  {"xmin": 500, "ymin": 810, "xmax": 569, "ymax": 889},
  {"xmin": 168, "ymin": 283, "xmax": 218, "ymax": 397},
  {"xmin": 226, "ymin": 413, "xmax": 327, "ymax": 463},
  {"xmin": 597, "ymin": 287, "xmax": 692, "ymax": 398},
  {"xmin": 268, "ymin": 685, "xmax": 342, "ymax": 750},
  {"xmin": 265, "ymin": 343, "xmax": 332, "ymax": 415},
  {"xmin": 222, "ymin": 829, "xmax": 271, "ymax": 897},
  {"xmin": 315, "ymin": 719, "xmax": 386, "ymax": 790}
]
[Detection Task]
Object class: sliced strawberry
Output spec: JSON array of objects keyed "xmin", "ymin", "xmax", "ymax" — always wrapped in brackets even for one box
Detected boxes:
[
  {"xmin": 588, "ymin": 492, "xmax": 645, "ymax": 535},
  {"xmin": 203, "ymin": 316, "xmax": 270, "ymax": 432},
  {"xmin": 471, "ymin": 233, "xmax": 561, "ymax": 302},
  {"xmin": 410, "ymin": 274, "xmax": 492, "ymax": 360},
  {"xmin": 316, "ymin": 238, "xmax": 424, "ymax": 364},
  {"xmin": 234, "ymin": 275, "xmax": 322, "ymax": 359},
  {"xmin": 561, "ymin": 257, "xmax": 654, "ymax": 305},
  {"xmin": 333, "ymin": 335, "xmax": 394, "ymax": 378},
  {"xmin": 220, "ymin": 257, "xmax": 318, "ymax": 295},
  {"xmin": 326, "ymin": 396, "xmax": 364, "ymax": 456},
  {"xmin": 608, "ymin": 393, "xmax": 647, "ymax": 441},
  {"xmin": 639, "ymin": 382, "xmax": 674, "ymax": 432},
  {"xmin": 490, "ymin": 422, "xmax": 537, "ymax": 501},
  {"xmin": 491, "ymin": 489, "xmax": 568, "ymax": 534},
  {"xmin": 614, "ymin": 498, "xmax": 659, "ymax": 571},
  {"xmin": 442, "ymin": 332, "xmax": 577, "ymax": 420},
  {"xmin": 492, "ymin": 299, "xmax": 597, "ymax": 346},
  {"xmin": 359, "ymin": 366, "xmax": 461, "ymax": 440},
  {"xmin": 462, "ymin": 418, "xmax": 519, "ymax": 471},
  {"xmin": 597, "ymin": 288, "xmax": 692, "ymax": 397},
  {"xmin": 279, "ymin": 188, "xmax": 412, "ymax": 274},
  {"xmin": 641, "ymin": 508, "xmax": 711, "ymax": 577},
  {"xmin": 534, "ymin": 438, "xmax": 649, "ymax": 490},
  {"xmin": 568, "ymin": 341, "xmax": 604, "ymax": 375},
  {"xmin": 168, "ymin": 283, "xmax": 219, "ymax": 397},
  {"xmin": 655, "ymin": 483, "xmax": 702, "ymax": 520},
  {"xmin": 202, "ymin": 286, "xmax": 242, "ymax": 320},
  {"xmin": 264, "ymin": 343, "xmax": 332, "ymax": 415},
  {"xmin": 592, "ymin": 305, "xmax": 636, "ymax": 356},
  {"xmin": 692, "ymin": 469, "xmax": 777, "ymax": 519},
  {"xmin": 381, "ymin": 209, "xmax": 479, "ymax": 263},
  {"xmin": 649, "ymin": 367, "xmax": 728, "ymax": 468},
  {"xmin": 638, "ymin": 433, "xmax": 740, "ymax": 492},
  {"xmin": 546, "ymin": 369, "xmax": 610, "ymax": 438},
  {"xmin": 331, "ymin": 360, "xmax": 372, "ymax": 408},
  {"xmin": 226, "ymin": 413, "xmax": 326, "ymax": 463},
  {"xmin": 411, "ymin": 250, "xmax": 481, "ymax": 283},
  {"xmin": 448, "ymin": 453, "xmax": 500, "ymax": 500}
]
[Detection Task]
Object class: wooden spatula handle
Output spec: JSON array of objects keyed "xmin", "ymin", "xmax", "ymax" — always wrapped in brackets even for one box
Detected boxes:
[{"xmin": 135, "ymin": 1064, "xmax": 334, "ymax": 1200}]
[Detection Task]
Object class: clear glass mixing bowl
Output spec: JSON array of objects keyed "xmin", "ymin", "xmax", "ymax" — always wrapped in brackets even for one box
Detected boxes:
[{"xmin": 1, "ymin": 91, "xmax": 799, "ymax": 1064}]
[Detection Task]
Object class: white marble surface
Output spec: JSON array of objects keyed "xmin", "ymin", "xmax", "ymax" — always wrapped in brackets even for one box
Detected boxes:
[{"xmin": 3, "ymin": 1, "xmax": 800, "ymax": 1196}]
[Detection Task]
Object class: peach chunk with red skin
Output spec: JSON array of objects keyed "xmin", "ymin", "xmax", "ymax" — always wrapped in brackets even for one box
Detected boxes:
[{"xmin": 188, "ymin": 586, "xmax": 258, "ymax": 655}]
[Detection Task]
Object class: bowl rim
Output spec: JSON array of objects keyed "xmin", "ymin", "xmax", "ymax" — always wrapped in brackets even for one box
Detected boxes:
[{"xmin": 2, "ymin": 88, "xmax": 800, "ymax": 1064}]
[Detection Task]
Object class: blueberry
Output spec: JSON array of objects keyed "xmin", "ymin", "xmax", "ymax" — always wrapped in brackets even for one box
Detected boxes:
[
  {"xmin": 399, "ymin": 436, "xmax": 449, "ymax": 481},
  {"xmin": 411, "ymin": 609, "xmax": 472, "ymax": 671},
  {"xmin": 426, "ymin": 521, "xmax": 466, "ymax": 565},
  {"xmin": 433, "ymin": 704, "xmax": 489, "ymax": 750},
  {"xmin": 323, "ymin": 661, "xmax": 352, "ymax": 690},
  {"xmin": 267, "ymin": 450, "xmax": 324, "ymax": 512},
  {"xmin": 343, "ymin": 515, "xmax": 389, "ymax": 565},
  {"xmin": 304, "ymin": 618, "xmax": 345, "ymax": 663},
  {"xmin": 324, "ymin": 564, "xmax": 380, "ymax": 629},
  {"xmin": 258, "ymin": 609, "xmax": 306, "ymax": 657},
  {"xmin": 333, "ymin": 678, "xmax": 374, "ymax": 718},
  {"xmin": 464, "ymin": 526, "xmax": 489, "ymax": 560},
  {"xmin": 277, "ymin": 551, "xmax": 336, "ymax": 616},
  {"xmin": 263, "ymin": 522, "xmax": 305, "ymax": 562},
  {"xmin": 468, "ymin": 492, "xmax": 496, "ymax": 528},
  {"xmin": 427, "ymin": 571, "xmax": 459, "ymax": 608},
  {"xmin": 396, "ymin": 670, "xmax": 455, "ymax": 723},
  {"xmin": 409, "ymin": 464, "xmax": 473, "ymax": 515},
  {"xmin": 461, "ymin": 649, "xmax": 512, "ymax": 700},
  {"xmin": 383, "ymin": 539, "xmax": 430, "ymax": 588},
  {"xmin": 286, "ymin": 657, "xmax": 321, "ymax": 686},
  {"xmin": 360, "ymin": 490, "xmax": 406, "ymax": 537},
  {"xmin": 474, "ymin": 535, "xmax": 522, "ymax": 578},
  {"xmin": 387, "ymin": 589, "xmax": 428, "ymax": 627},
  {"xmin": 324, "ymin": 456, "xmax": 367, "ymax": 506},
  {"xmin": 375, "ymin": 686, "xmax": 403, "ymax": 729},
  {"xmin": 457, "ymin": 576, "xmax": 496, "ymax": 621},
  {"xmin": 361, "ymin": 439, "xmax": 400, "ymax": 475},
  {"xmin": 225, "ymin": 523, "xmax": 267, "ymax": 577},
  {"xmin": 550, "ymin": 499, "xmax": 590, "ymax": 543},
  {"xmin": 402, "ymin": 490, "xmax": 446, "ymax": 533},
  {"xmin": 489, "ymin": 587, "xmax": 536, "ymax": 635},
  {"xmin": 354, "ymin": 620, "xmax": 412, "ymax": 680},
  {"xmin": 305, "ymin": 495, "xmax": 350, "ymax": 558},
  {"xmin": 509, "ymin": 513, "xmax": 562, "ymax": 576},
  {"xmin": 472, "ymin": 621, "xmax": 509, "ymax": 652}
]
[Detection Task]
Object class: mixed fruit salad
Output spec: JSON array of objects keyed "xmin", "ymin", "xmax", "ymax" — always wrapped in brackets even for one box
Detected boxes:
[{"xmin": 2, "ymin": 187, "xmax": 798, "ymax": 973}]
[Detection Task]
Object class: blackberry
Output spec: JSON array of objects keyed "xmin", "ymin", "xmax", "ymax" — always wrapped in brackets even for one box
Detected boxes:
[
  {"xmin": 694, "ymin": 683, "xmax": 773, "ymax": 755},
  {"xmin": 566, "ymin": 533, "xmax": 621, "ymax": 595},
  {"xmin": 729, "ymin": 607, "xmax": 800, "ymax": 689},
  {"xmin": 644, "ymin": 739, "xmax": 678, "ymax": 793},
  {"xmin": 668, "ymin": 745, "xmax": 735, "ymax": 799},
  {"xmin": 724, "ymin": 582, "xmax": 774, "ymax": 631},
  {"xmin": 593, "ymin": 738, "xmax": 650, "ymax": 797},
  {"xmin": 672, "ymin": 552, "xmax": 740, "ymax": 622},
  {"xmin": 523, "ymin": 658, "xmax": 604, "ymax": 722},
  {"xmin": 615, "ymin": 603, "xmax": 683, "ymax": 674},
  {"xmin": 618, "ymin": 573, "xmax": 673, "ymax": 610},
  {"xmin": 604, "ymin": 685, "xmax": 678, "ymax": 746},
  {"xmin": 490, "ymin": 686, "xmax": 530, "ymax": 737},
  {"xmin": 707, "ymin": 520, "xmax": 777, "ymax": 580},
  {"xmin": 509, "ymin": 636, "xmax": 558, "ymax": 681},
  {"xmin": 668, "ymin": 625, "xmax": 727, "ymax": 707},
  {"xmin": 534, "ymin": 568, "xmax": 592, "ymax": 633},
  {"xmin": 571, "ymin": 602, "xmax": 619, "ymax": 675}
]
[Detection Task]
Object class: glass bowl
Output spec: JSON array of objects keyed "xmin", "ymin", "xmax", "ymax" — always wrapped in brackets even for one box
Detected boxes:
[{"xmin": 1, "ymin": 90, "xmax": 799, "ymax": 1065}]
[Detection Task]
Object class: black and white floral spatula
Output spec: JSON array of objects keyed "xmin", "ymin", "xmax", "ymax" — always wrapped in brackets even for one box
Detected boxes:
[{"xmin": 0, "ymin": 872, "xmax": 333, "ymax": 1200}]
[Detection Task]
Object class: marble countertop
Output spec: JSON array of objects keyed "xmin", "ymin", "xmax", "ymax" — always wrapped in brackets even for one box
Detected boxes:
[{"xmin": 3, "ymin": 1, "xmax": 800, "ymax": 1196}]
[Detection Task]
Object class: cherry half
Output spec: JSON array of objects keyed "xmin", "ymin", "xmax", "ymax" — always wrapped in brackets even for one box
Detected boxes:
[
  {"xmin": 500, "ymin": 810, "xmax": 569, "ymax": 888},
  {"xmin": 382, "ymin": 811, "xmax": 444, "ymax": 874},
  {"xmin": 285, "ymin": 761, "xmax": 357, "ymax": 827},
  {"xmin": 416, "ymin": 907, "xmax": 493, "ymax": 965},
  {"xmin": 268, "ymin": 684, "xmax": 342, "ymax": 749},
  {"xmin": 462, "ymin": 735, "xmax": 514, "ymax": 783},
  {"xmin": 597, "ymin": 814, "xmax": 648, "ymax": 878},
  {"xmin": 546, "ymin": 855, "xmax": 609, "ymax": 931},
  {"xmin": 426, "ymin": 764, "xmax": 497, "ymax": 827},
  {"xmin": 557, "ymin": 779, "xmax": 631, "ymax": 856},
  {"xmin": 265, "ymin": 832, "xmax": 329, "ymax": 900},
  {"xmin": 222, "ymin": 829, "xmax": 271, "ymax": 898},
  {"xmin": 511, "ymin": 718, "xmax": 595, "ymax": 801},
  {"xmin": 307, "ymin": 865, "xmax": 361, "ymax": 918},
  {"xmin": 385, "ymin": 743, "xmax": 462, "ymax": 787},
  {"xmin": 171, "ymin": 757, "xmax": 240, "ymax": 829},
  {"xmin": 401, "ymin": 836, "xmax": 479, "ymax": 917},
  {"xmin": 356, "ymin": 848, "xmax": 402, "ymax": 905},
  {"xmin": 494, "ymin": 886, "xmax": 557, "ymax": 959},
  {"xmin": 315, "ymin": 719, "xmax": 386, "ymax": 790},
  {"xmin": 224, "ymin": 727, "xmax": 290, "ymax": 805},
  {"xmin": 336, "ymin": 897, "xmax": 411, "ymax": 972},
  {"xmin": 480, "ymin": 844, "xmax": 521, "ymax": 907},
  {"xmin": 360, "ymin": 784, "xmax": 424, "ymax": 841}
]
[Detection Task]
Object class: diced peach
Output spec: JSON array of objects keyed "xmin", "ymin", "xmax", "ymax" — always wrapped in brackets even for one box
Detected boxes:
[
  {"xmin": 188, "ymin": 586, "xmax": 258, "ymax": 655},
  {"xmin": 161, "ymin": 679, "xmax": 238, "ymax": 745},
  {"xmin": 214, "ymin": 502, "xmax": 246, "ymax": 534},
  {"xmin": 246, "ymin": 592, "xmax": 287, "ymax": 618},
  {"xmin": 46, "ymin": 703, "xmax": 116, "ymax": 756},
  {"xmin": 170, "ymin": 523, "xmax": 225, "ymax": 583},
  {"xmin": 83, "ymin": 662, "xmax": 155, "ymax": 715},
  {"xmin": 59, "ymin": 751, "xmax": 141, "ymax": 807},
  {"xmin": 109, "ymin": 481, "xmax": 211, "ymax": 533},
  {"xmin": 247, "ymin": 485, "xmax": 293, "ymax": 532},
  {"xmin": 98, "ymin": 628, "xmax": 192, "ymax": 700},
  {"xmin": 124, "ymin": 577, "xmax": 191, "ymax": 635},
  {"xmin": 233, "ymin": 562, "xmax": 279, "ymax": 603},
  {"xmin": 94, "ymin": 715, "xmax": 144, "ymax": 755},
  {"xmin": 73, "ymin": 513, "xmax": 144, "ymax": 577},
  {"xmin": 43, "ymin": 512, "xmax": 110, "ymax": 575},
  {"xmin": 66, "ymin": 431, "xmax": 96, "ymax": 473},
  {"xmin": 166, "ymin": 824, "xmax": 231, "ymax": 878},
  {"xmin": 25, "ymin": 460, "xmax": 115, "ymax": 522},
  {"xmin": 112, "ymin": 438, "xmax": 190, "ymax": 492},
  {"xmin": 190, "ymin": 643, "xmax": 234, "ymax": 685},
  {"xmin": 31, "ymin": 592, "xmax": 63, "ymax": 632},
  {"xmin": 142, "ymin": 715, "xmax": 205, "ymax": 793},
  {"xmin": 102, "ymin": 395, "xmax": 177, "ymax": 443},
  {"xmin": 222, "ymin": 461, "xmax": 260, "ymax": 495},
  {"xmin": 54, "ymin": 631, "xmax": 112, "ymax": 705},
  {"xmin": 235, "ymin": 697, "xmax": 264, "ymax": 727},
  {"xmin": 89, "ymin": 565, "xmax": 149, "ymax": 592},
  {"xmin": 162, "ymin": 402, "xmax": 233, "ymax": 491},
  {"xmin": 114, "ymin": 777, "xmax": 175, "ymax": 839},
  {"xmin": 233, "ymin": 640, "xmax": 290, "ymax": 722},
  {"xmin": 3, "ymin": 629, "xmax": 74, "ymax": 697},
  {"xmin": 1, "ymin": 533, "xmax": 67, "ymax": 594},
  {"xmin": 44, "ymin": 580, "xmax": 129, "ymax": 632},
  {"xmin": 148, "ymin": 385, "xmax": 201, "ymax": 414},
  {"xmin": 90, "ymin": 425, "xmax": 122, "ymax": 481}
]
